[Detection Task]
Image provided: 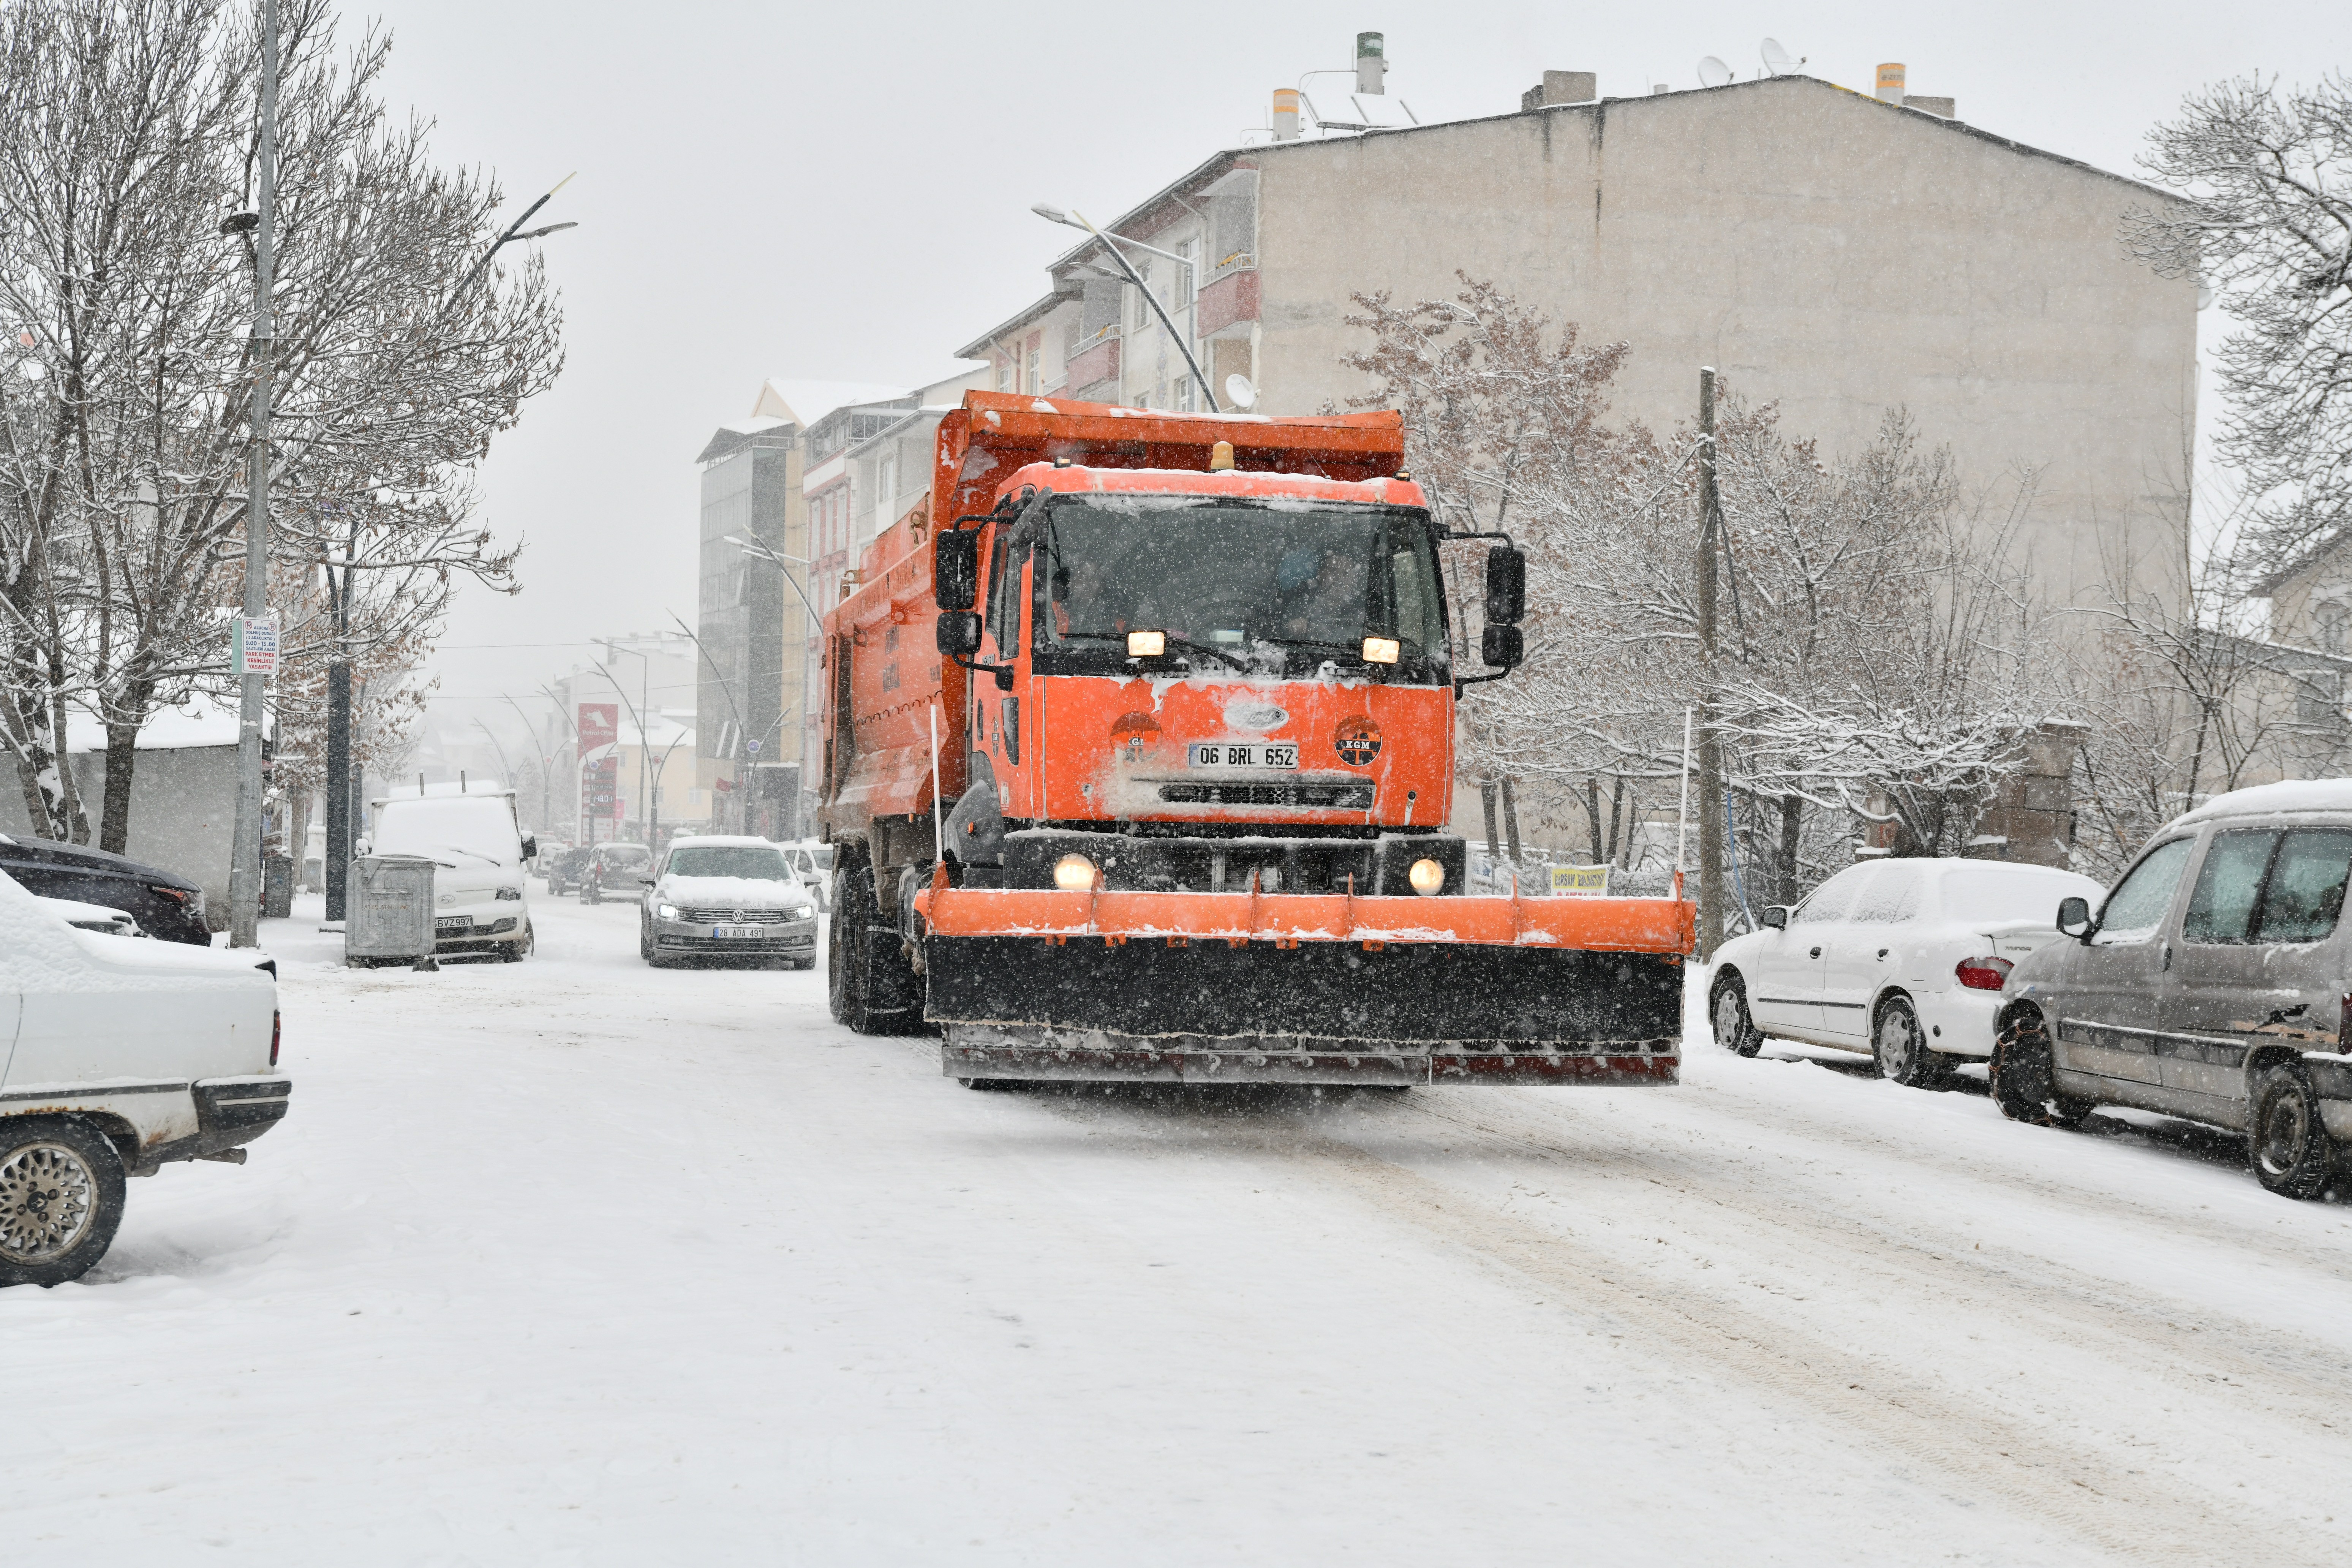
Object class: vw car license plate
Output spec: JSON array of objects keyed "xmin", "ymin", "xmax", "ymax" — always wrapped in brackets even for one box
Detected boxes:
[
  {"xmin": 712, "ymin": 925, "xmax": 765, "ymax": 939},
  {"xmin": 1189, "ymin": 742, "xmax": 1298, "ymax": 770}
]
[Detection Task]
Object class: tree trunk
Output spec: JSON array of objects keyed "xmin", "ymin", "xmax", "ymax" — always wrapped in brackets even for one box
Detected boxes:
[
  {"xmin": 1779, "ymin": 793, "xmax": 1803, "ymax": 905},
  {"xmin": 100, "ymin": 719, "xmax": 141, "ymax": 854}
]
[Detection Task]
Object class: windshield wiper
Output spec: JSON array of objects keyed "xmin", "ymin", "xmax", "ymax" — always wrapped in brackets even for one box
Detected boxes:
[{"xmin": 432, "ymin": 843, "xmax": 500, "ymax": 866}]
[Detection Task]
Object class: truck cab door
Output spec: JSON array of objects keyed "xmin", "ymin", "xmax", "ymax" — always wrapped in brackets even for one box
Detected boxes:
[{"xmin": 978, "ymin": 533, "xmax": 1034, "ymax": 818}]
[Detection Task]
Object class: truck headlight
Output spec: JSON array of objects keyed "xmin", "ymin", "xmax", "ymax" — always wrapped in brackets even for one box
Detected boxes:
[
  {"xmin": 657, "ymin": 903, "xmax": 680, "ymax": 920},
  {"xmin": 1053, "ymin": 854, "xmax": 1100, "ymax": 891},
  {"xmin": 1362, "ymin": 635, "xmax": 1401, "ymax": 665},
  {"xmin": 1409, "ymin": 858, "xmax": 1445, "ymax": 896},
  {"xmin": 1127, "ymin": 630, "xmax": 1167, "ymax": 658}
]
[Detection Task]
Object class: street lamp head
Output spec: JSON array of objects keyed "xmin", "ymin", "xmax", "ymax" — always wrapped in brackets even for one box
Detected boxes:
[
  {"xmin": 219, "ymin": 211, "xmax": 259, "ymax": 236},
  {"xmin": 1031, "ymin": 202, "xmax": 1079, "ymax": 228},
  {"xmin": 515, "ymin": 221, "xmax": 579, "ymax": 241}
]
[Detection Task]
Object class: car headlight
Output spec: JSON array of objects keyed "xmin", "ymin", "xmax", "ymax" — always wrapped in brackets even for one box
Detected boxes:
[
  {"xmin": 495, "ymin": 886, "xmax": 522, "ymax": 900},
  {"xmin": 657, "ymin": 903, "xmax": 680, "ymax": 920}
]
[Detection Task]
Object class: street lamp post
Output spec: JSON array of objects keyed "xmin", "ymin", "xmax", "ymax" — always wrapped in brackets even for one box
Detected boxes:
[
  {"xmin": 224, "ymin": 0, "xmax": 280, "ymax": 947},
  {"xmin": 1032, "ymin": 203, "xmax": 1218, "ymax": 413},
  {"xmin": 594, "ymin": 640, "xmax": 651, "ymax": 842},
  {"xmin": 724, "ymin": 535, "xmax": 825, "ymax": 840}
]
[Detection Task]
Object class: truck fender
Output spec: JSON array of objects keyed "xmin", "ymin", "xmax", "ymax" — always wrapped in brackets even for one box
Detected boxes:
[{"xmin": 945, "ymin": 754, "xmax": 1004, "ymax": 866}]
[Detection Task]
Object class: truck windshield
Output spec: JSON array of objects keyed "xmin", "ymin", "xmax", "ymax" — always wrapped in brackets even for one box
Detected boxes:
[{"xmin": 1033, "ymin": 498, "xmax": 1448, "ymax": 680}]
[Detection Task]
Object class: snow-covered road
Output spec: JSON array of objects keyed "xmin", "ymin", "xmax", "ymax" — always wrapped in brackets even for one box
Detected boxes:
[{"xmin": 6, "ymin": 893, "xmax": 2351, "ymax": 1565}]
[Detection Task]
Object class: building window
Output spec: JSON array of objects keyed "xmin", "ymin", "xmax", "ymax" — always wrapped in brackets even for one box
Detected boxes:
[
  {"xmin": 1174, "ymin": 375, "xmax": 1195, "ymax": 413},
  {"xmin": 876, "ymin": 452, "xmax": 896, "ymax": 530},
  {"xmin": 996, "ymin": 360, "xmax": 1013, "ymax": 392},
  {"xmin": 1131, "ymin": 260, "xmax": 1154, "ymax": 332}
]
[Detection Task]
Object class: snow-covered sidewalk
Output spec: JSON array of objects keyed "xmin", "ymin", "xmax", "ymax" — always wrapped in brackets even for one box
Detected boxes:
[{"xmin": 5, "ymin": 894, "xmax": 2350, "ymax": 1565}]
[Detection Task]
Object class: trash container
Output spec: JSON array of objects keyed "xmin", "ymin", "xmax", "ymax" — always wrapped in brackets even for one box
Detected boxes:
[
  {"xmin": 346, "ymin": 855, "xmax": 436, "ymax": 969},
  {"xmin": 263, "ymin": 853, "xmax": 294, "ymax": 918}
]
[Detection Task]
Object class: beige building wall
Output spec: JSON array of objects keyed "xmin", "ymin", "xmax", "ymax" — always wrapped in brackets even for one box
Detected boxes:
[{"xmin": 1249, "ymin": 77, "xmax": 2199, "ymax": 610}]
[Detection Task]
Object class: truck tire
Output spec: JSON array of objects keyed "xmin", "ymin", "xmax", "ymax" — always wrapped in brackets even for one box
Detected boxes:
[
  {"xmin": 0, "ymin": 1116, "xmax": 127, "ymax": 1288},
  {"xmin": 2249, "ymin": 1061, "xmax": 2336, "ymax": 1200},
  {"xmin": 830, "ymin": 846, "xmax": 925, "ymax": 1035}
]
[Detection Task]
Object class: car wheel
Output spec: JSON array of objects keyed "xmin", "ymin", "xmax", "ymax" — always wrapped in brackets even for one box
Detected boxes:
[
  {"xmin": 2249, "ymin": 1062, "xmax": 2336, "ymax": 1200},
  {"xmin": 1709, "ymin": 972, "xmax": 1764, "ymax": 1057},
  {"xmin": 1872, "ymin": 996, "xmax": 1952, "ymax": 1089},
  {"xmin": 639, "ymin": 921, "xmax": 653, "ymax": 961},
  {"xmin": 1990, "ymin": 1008, "xmax": 2091, "ymax": 1129},
  {"xmin": 959, "ymin": 1078, "xmax": 1022, "ymax": 1091},
  {"xmin": 0, "ymin": 1116, "xmax": 128, "ymax": 1288}
]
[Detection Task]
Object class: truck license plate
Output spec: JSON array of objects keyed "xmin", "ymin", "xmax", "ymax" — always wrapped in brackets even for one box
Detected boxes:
[
  {"xmin": 1189, "ymin": 742, "xmax": 1298, "ymax": 770},
  {"xmin": 712, "ymin": 925, "xmax": 766, "ymax": 939}
]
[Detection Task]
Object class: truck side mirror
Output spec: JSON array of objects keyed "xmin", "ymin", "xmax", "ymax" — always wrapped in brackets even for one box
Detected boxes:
[
  {"xmin": 1480, "ymin": 623, "xmax": 1523, "ymax": 669},
  {"xmin": 1760, "ymin": 905, "xmax": 1789, "ymax": 930},
  {"xmin": 937, "ymin": 610, "xmax": 982, "ymax": 657},
  {"xmin": 1484, "ymin": 544, "xmax": 1527, "ymax": 626},
  {"xmin": 2056, "ymin": 895, "xmax": 2092, "ymax": 940},
  {"xmin": 521, "ymin": 835, "xmax": 537, "ymax": 860},
  {"xmin": 936, "ymin": 530, "xmax": 981, "ymax": 611}
]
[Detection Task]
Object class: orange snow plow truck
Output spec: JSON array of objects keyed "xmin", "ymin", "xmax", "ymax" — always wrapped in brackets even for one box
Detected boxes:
[{"xmin": 819, "ymin": 392, "xmax": 1692, "ymax": 1087}]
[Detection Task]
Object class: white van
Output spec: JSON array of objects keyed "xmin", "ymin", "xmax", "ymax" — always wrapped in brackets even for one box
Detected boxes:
[{"xmin": 361, "ymin": 782, "xmax": 536, "ymax": 961}]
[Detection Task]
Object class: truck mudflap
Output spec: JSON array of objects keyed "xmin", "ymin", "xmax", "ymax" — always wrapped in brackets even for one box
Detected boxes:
[{"xmin": 915, "ymin": 879, "xmax": 1692, "ymax": 1087}]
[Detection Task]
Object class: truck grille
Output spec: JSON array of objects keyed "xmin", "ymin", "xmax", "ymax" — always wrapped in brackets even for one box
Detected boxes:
[
  {"xmin": 676, "ymin": 906, "xmax": 801, "ymax": 924},
  {"xmin": 1158, "ymin": 782, "xmax": 1374, "ymax": 810}
]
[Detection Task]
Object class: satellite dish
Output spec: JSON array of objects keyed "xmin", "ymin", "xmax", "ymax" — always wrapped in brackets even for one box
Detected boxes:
[
  {"xmin": 1698, "ymin": 56, "xmax": 1733, "ymax": 89},
  {"xmin": 1225, "ymin": 373, "xmax": 1259, "ymax": 411},
  {"xmin": 2197, "ymin": 285, "xmax": 2216, "ymax": 311},
  {"xmin": 1759, "ymin": 38, "xmax": 1803, "ymax": 76}
]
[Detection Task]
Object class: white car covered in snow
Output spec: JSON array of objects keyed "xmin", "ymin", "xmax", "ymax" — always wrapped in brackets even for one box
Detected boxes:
[
  {"xmin": 0, "ymin": 870, "xmax": 288, "ymax": 1287},
  {"xmin": 639, "ymin": 835, "xmax": 820, "ymax": 968},
  {"xmin": 1707, "ymin": 857, "xmax": 2104, "ymax": 1086}
]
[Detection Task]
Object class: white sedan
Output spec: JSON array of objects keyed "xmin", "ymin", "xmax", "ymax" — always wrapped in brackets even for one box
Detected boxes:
[{"xmin": 1707, "ymin": 857, "xmax": 2105, "ymax": 1086}]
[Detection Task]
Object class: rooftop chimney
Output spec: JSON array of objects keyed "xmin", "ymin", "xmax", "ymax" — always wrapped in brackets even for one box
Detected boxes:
[
  {"xmin": 1355, "ymin": 32, "xmax": 1386, "ymax": 95},
  {"xmin": 1875, "ymin": 62, "xmax": 1905, "ymax": 103},
  {"xmin": 1521, "ymin": 70, "xmax": 1599, "ymax": 111}
]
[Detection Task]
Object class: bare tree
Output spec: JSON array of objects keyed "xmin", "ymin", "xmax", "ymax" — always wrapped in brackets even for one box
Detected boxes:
[
  {"xmin": 0, "ymin": 0, "xmax": 560, "ymax": 849},
  {"xmin": 2126, "ymin": 72, "xmax": 2352, "ymax": 567}
]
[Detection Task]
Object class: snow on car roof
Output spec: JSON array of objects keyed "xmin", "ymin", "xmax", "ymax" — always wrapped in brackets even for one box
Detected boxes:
[
  {"xmin": 2171, "ymin": 778, "xmax": 2352, "ymax": 827},
  {"xmin": 665, "ymin": 835, "xmax": 777, "ymax": 849}
]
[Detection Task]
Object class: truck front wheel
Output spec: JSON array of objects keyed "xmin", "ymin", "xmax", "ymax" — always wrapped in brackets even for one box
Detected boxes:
[
  {"xmin": 0, "ymin": 1116, "xmax": 127, "ymax": 1288},
  {"xmin": 829, "ymin": 846, "xmax": 925, "ymax": 1035}
]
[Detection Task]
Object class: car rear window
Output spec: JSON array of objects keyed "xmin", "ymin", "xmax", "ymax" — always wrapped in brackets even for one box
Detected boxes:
[
  {"xmin": 812, "ymin": 846, "xmax": 835, "ymax": 870},
  {"xmin": 2253, "ymin": 829, "xmax": 2352, "ymax": 944},
  {"xmin": 1939, "ymin": 870, "xmax": 2082, "ymax": 926}
]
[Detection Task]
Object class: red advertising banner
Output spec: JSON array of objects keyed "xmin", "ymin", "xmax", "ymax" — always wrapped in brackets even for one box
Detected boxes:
[{"xmin": 577, "ymin": 703, "xmax": 618, "ymax": 752}]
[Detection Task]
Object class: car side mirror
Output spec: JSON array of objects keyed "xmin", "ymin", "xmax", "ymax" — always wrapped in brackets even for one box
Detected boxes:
[
  {"xmin": 937, "ymin": 610, "xmax": 982, "ymax": 658},
  {"xmin": 1480, "ymin": 623, "xmax": 1523, "ymax": 669},
  {"xmin": 935, "ymin": 530, "xmax": 980, "ymax": 611},
  {"xmin": 637, "ymin": 875, "xmax": 654, "ymax": 885},
  {"xmin": 2056, "ymin": 895, "xmax": 2092, "ymax": 940},
  {"xmin": 354, "ymin": 837, "xmax": 371, "ymax": 858},
  {"xmin": 1761, "ymin": 905, "xmax": 1788, "ymax": 930},
  {"xmin": 1484, "ymin": 544, "xmax": 1526, "ymax": 626}
]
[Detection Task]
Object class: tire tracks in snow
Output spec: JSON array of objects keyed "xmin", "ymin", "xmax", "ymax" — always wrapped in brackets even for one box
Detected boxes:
[
  {"xmin": 1021, "ymin": 1091, "xmax": 2343, "ymax": 1568},
  {"xmin": 1263, "ymin": 1115, "xmax": 2346, "ymax": 1568},
  {"xmin": 1388, "ymin": 1093, "xmax": 2352, "ymax": 1445}
]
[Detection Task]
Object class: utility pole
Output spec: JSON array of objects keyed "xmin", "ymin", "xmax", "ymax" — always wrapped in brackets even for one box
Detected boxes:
[
  {"xmin": 1696, "ymin": 367, "xmax": 1726, "ymax": 958},
  {"xmin": 228, "ymin": 0, "xmax": 279, "ymax": 948},
  {"xmin": 324, "ymin": 512, "xmax": 358, "ymax": 923}
]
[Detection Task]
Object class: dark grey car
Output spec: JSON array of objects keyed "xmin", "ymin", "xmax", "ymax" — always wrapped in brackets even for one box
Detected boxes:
[{"xmin": 1995, "ymin": 780, "xmax": 2352, "ymax": 1199}]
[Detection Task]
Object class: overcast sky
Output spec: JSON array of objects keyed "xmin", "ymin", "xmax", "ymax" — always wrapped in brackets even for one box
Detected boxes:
[{"xmin": 381, "ymin": 0, "xmax": 2333, "ymax": 748}]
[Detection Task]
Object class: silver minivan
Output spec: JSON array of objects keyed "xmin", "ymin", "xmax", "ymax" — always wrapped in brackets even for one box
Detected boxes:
[{"xmin": 1996, "ymin": 780, "xmax": 2352, "ymax": 1198}]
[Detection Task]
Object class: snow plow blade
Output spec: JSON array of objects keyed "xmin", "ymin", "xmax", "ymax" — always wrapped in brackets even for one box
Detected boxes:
[{"xmin": 915, "ymin": 884, "xmax": 1693, "ymax": 1087}]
